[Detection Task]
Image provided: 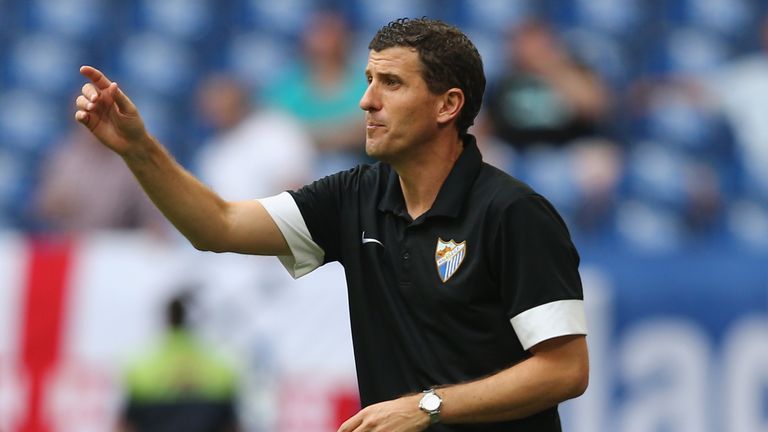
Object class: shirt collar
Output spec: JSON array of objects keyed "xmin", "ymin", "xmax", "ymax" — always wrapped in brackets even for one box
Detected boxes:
[{"xmin": 378, "ymin": 134, "xmax": 483, "ymax": 221}]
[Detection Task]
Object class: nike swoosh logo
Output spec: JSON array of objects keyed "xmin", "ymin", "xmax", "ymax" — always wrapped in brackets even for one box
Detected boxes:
[{"xmin": 361, "ymin": 231, "xmax": 384, "ymax": 246}]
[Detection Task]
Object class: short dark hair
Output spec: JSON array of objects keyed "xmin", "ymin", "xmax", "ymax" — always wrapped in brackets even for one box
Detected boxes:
[
  {"xmin": 369, "ymin": 18, "xmax": 486, "ymax": 136},
  {"xmin": 167, "ymin": 296, "xmax": 187, "ymax": 329}
]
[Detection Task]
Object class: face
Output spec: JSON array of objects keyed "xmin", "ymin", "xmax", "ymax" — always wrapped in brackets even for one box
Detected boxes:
[{"xmin": 360, "ymin": 47, "xmax": 441, "ymax": 162}]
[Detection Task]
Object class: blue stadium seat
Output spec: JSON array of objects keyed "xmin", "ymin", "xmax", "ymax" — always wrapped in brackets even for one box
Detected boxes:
[
  {"xmin": 0, "ymin": 0, "xmax": 14, "ymax": 39},
  {"xmin": 514, "ymin": 147, "xmax": 579, "ymax": 218},
  {"xmin": 549, "ymin": 0, "xmax": 645, "ymax": 38},
  {"xmin": 133, "ymin": 0, "xmax": 216, "ymax": 42},
  {"xmin": 0, "ymin": 38, "xmax": 6, "ymax": 90},
  {"xmin": 668, "ymin": 0, "xmax": 754, "ymax": 37},
  {"xmin": 624, "ymin": 141, "xmax": 688, "ymax": 209},
  {"xmin": 459, "ymin": 0, "xmax": 533, "ymax": 34},
  {"xmin": 128, "ymin": 92, "xmax": 183, "ymax": 155},
  {"xmin": 622, "ymin": 139, "xmax": 729, "ymax": 240},
  {"xmin": 614, "ymin": 198, "xmax": 684, "ymax": 251},
  {"xmin": 561, "ymin": 27, "xmax": 631, "ymax": 88},
  {"xmin": 656, "ymin": 27, "xmax": 731, "ymax": 76},
  {"xmin": 642, "ymin": 86, "xmax": 719, "ymax": 151},
  {"xmin": 463, "ymin": 27, "xmax": 506, "ymax": 81},
  {"xmin": 7, "ymin": 33, "xmax": 85, "ymax": 97},
  {"xmin": 117, "ymin": 32, "xmax": 199, "ymax": 98},
  {"xmin": 236, "ymin": 0, "xmax": 315, "ymax": 35},
  {"xmin": 24, "ymin": 0, "xmax": 108, "ymax": 41},
  {"xmin": 224, "ymin": 32, "xmax": 294, "ymax": 90},
  {"xmin": 348, "ymin": 29, "xmax": 377, "ymax": 68},
  {"xmin": 0, "ymin": 88, "xmax": 64, "ymax": 158},
  {"xmin": 727, "ymin": 199, "xmax": 768, "ymax": 250}
]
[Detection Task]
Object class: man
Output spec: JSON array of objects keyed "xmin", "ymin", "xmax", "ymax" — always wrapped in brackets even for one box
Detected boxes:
[
  {"xmin": 75, "ymin": 18, "xmax": 588, "ymax": 432},
  {"xmin": 485, "ymin": 20, "xmax": 610, "ymax": 151}
]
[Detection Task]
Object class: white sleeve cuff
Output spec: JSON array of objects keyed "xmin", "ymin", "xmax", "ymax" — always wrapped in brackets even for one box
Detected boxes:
[
  {"xmin": 510, "ymin": 299, "xmax": 587, "ymax": 350},
  {"xmin": 257, "ymin": 192, "xmax": 324, "ymax": 278}
]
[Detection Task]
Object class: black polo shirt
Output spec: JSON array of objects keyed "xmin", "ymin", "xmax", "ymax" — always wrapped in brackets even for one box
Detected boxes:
[{"xmin": 259, "ymin": 135, "xmax": 586, "ymax": 431}]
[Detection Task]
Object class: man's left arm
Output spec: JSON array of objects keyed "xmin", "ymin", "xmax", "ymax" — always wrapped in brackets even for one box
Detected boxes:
[{"xmin": 338, "ymin": 334, "xmax": 588, "ymax": 431}]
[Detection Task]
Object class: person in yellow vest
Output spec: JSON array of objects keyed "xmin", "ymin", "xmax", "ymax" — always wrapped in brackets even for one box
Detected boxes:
[{"xmin": 119, "ymin": 293, "xmax": 240, "ymax": 432}]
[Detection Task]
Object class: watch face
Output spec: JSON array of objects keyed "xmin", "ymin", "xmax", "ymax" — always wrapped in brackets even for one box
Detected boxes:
[{"xmin": 422, "ymin": 393, "xmax": 441, "ymax": 411}]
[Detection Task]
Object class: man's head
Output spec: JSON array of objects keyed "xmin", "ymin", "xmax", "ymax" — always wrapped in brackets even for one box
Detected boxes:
[
  {"xmin": 166, "ymin": 294, "xmax": 188, "ymax": 330},
  {"xmin": 196, "ymin": 75, "xmax": 251, "ymax": 131},
  {"xmin": 367, "ymin": 18, "xmax": 485, "ymax": 136},
  {"xmin": 302, "ymin": 11, "xmax": 350, "ymax": 67}
]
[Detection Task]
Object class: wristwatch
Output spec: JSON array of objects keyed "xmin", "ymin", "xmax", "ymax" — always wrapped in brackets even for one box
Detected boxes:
[{"xmin": 418, "ymin": 389, "xmax": 443, "ymax": 424}]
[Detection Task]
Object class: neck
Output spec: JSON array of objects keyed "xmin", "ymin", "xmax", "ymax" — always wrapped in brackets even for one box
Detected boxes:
[{"xmin": 395, "ymin": 133, "xmax": 464, "ymax": 220}]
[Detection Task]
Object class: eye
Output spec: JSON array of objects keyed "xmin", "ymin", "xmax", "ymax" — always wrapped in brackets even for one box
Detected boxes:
[{"xmin": 385, "ymin": 77, "xmax": 399, "ymax": 87}]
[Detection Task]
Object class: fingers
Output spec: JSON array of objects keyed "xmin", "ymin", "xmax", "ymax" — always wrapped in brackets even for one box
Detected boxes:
[
  {"xmin": 75, "ymin": 66, "xmax": 141, "ymax": 137},
  {"xmin": 106, "ymin": 82, "xmax": 136, "ymax": 114},
  {"xmin": 75, "ymin": 82, "xmax": 107, "ymax": 128},
  {"xmin": 74, "ymin": 92, "xmax": 95, "ymax": 127},
  {"xmin": 78, "ymin": 76, "xmax": 135, "ymax": 116},
  {"xmin": 79, "ymin": 81, "xmax": 108, "ymax": 121},
  {"xmin": 76, "ymin": 95, "xmax": 89, "ymax": 110},
  {"xmin": 81, "ymin": 83, "xmax": 99, "ymax": 102},
  {"xmin": 74, "ymin": 110, "xmax": 90, "ymax": 125},
  {"xmin": 79, "ymin": 65, "xmax": 113, "ymax": 90}
]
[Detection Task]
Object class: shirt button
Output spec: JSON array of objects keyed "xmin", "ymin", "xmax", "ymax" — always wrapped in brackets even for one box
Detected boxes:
[{"xmin": 402, "ymin": 252, "xmax": 410, "ymax": 260}]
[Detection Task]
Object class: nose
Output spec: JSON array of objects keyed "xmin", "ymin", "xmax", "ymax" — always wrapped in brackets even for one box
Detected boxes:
[{"xmin": 359, "ymin": 83, "xmax": 380, "ymax": 112}]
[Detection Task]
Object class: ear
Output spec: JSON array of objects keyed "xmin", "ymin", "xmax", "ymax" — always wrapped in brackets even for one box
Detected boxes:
[{"xmin": 436, "ymin": 88, "xmax": 465, "ymax": 126}]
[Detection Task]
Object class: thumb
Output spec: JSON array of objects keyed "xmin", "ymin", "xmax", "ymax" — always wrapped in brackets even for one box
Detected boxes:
[{"xmin": 106, "ymin": 82, "xmax": 137, "ymax": 114}]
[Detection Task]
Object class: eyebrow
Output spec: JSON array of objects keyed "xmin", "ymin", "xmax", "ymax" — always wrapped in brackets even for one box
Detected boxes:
[{"xmin": 365, "ymin": 70, "xmax": 403, "ymax": 81}]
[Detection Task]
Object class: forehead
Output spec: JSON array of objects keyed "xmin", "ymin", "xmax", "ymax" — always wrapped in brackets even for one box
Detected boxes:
[{"xmin": 365, "ymin": 47, "xmax": 422, "ymax": 75}]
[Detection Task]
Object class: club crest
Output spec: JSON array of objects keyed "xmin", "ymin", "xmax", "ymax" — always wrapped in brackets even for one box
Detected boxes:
[{"xmin": 435, "ymin": 238, "xmax": 467, "ymax": 283}]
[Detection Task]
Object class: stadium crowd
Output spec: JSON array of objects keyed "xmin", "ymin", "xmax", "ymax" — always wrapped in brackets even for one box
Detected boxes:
[{"xmin": 1, "ymin": 0, "xmax": 768, "ymax": 251}]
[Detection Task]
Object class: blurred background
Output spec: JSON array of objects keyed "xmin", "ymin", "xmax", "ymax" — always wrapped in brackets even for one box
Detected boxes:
[{"xmin": 0, "ymin": 0, "xmax": 767, "ymax": 431}]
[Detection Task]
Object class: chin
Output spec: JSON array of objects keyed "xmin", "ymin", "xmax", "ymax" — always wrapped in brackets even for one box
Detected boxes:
[{"xmin": 365, "ymin": 140, "xmax": 384, "ymax": 158}]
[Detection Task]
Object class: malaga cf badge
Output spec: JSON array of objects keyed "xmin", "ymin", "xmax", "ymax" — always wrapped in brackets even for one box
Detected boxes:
[{"xmin": 435, "ymin": 238, "xmax": 467, "ymax": 283}]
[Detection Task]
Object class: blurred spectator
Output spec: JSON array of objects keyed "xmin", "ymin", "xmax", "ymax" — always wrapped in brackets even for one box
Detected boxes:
[
  {"xmin": 709, "ymin": 16, "xmax": 768, "ymax": 199},
  {"xmin": 482, "ymin": 20, "xmax": 621, "ymax": 236},
  {"xmin": 119, "ymin": 292, "xmax": 240, "ymax": 432},
  {"xmin": 194, "ymin": 74, "xmax": 315, "ymax": 199},
  {"xmin": 485, "ymin": 20, "xmax": 611, "ymax": 152},
  {"xmin": 262, "ymin": 10, "xmax": 368, "ymax": 176},
  {"xmin": 569, "ymin": 137, "xmax": 624, "ymax": 234},
  {"xmin": 33, "ymin": 126, "xmax": 165, "ymax": 233},
  {"xmin": 474, "ymin": 108, "xmax": 623, "ymax": 236},
  {"xmin": 626, "ymin": 75, "xmax": 734, "ymax": 237}
]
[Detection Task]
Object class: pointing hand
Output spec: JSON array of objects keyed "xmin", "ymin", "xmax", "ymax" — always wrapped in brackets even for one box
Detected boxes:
[{"xmin": 75, "ymin": 66, "xmax": 148, "ymax": 155}]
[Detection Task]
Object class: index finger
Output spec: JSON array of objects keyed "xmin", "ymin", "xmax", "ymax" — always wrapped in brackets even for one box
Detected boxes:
[{"xmin": 79, "ymin": 65, "xmax": 113, "ymax": 90}]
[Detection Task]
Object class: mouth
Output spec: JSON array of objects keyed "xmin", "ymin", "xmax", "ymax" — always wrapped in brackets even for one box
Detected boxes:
[{"xmin": 366, "ymin": 118, "xmax": 385, "ymax": 129}]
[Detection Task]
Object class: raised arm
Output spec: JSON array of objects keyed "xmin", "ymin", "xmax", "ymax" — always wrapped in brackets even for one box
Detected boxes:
[{"xmin": 74, "ymin": 66, "xmax": 290, "ymax": 255}]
